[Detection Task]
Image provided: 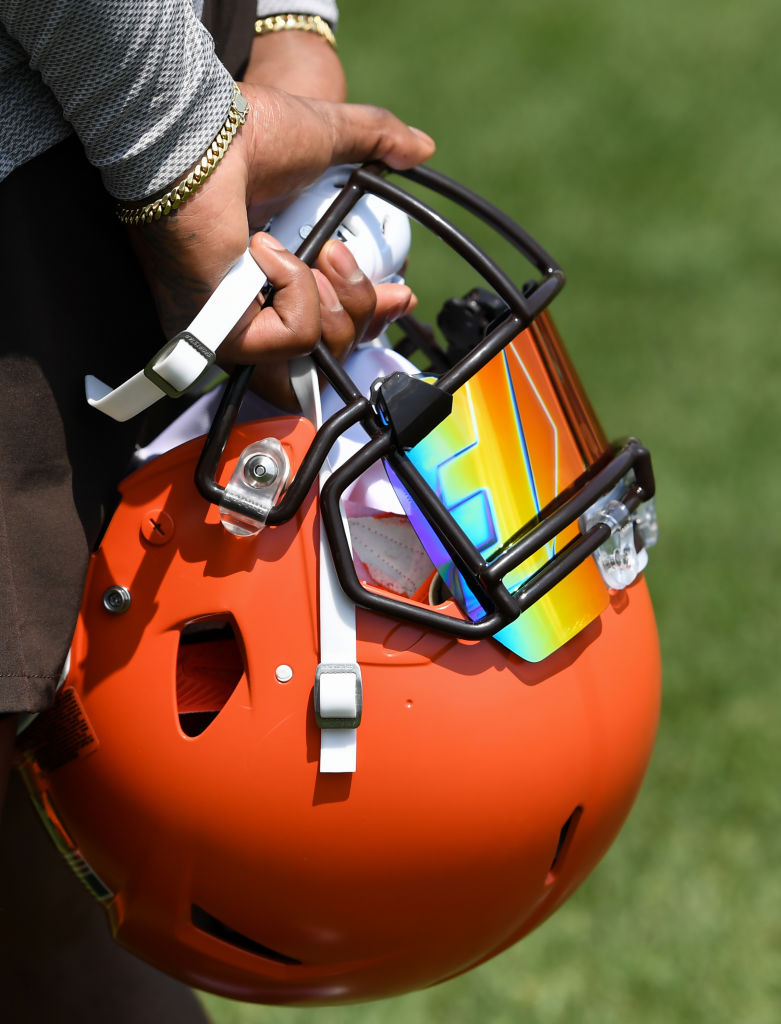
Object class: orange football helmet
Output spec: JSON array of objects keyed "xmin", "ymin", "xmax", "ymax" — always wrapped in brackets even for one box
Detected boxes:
[{"xmin": 18, "ymin": 164, "xmax": 660, "ymax": 1005}]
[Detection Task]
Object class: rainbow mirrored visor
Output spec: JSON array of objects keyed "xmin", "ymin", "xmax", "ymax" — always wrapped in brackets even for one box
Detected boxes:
[{"xmin": 384, "ymin": 312, "xmax": 631, "ymax": 661}]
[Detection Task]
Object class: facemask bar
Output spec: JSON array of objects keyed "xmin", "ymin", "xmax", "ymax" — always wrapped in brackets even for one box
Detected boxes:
[{"xmin": 194, "ymin": 163, "xmax": 655, "ymax": 647}]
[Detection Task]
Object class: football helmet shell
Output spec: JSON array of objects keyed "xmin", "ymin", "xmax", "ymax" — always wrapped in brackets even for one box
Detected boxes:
[{"xmin": 17, "ymin": 164, "xmax": 661, "ymax": 1005}]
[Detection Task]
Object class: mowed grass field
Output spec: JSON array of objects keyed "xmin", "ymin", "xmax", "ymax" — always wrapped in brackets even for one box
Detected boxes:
[{"xmin": 202, "ymin": 2, "xmax": 781, "ymax": 1021}]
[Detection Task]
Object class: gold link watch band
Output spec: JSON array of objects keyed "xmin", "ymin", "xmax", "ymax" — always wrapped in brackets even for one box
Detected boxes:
[{"xmin": 254, "ymin": 13, "xmax": 336, "ymax": 50}]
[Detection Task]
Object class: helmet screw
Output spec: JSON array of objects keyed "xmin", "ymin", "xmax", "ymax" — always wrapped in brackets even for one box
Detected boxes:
[
  {"xmin": 141, "ymin": 508, "xmax": 174, "ymax": 546},
  {"xmin": 103, "ymin": 585, "xmax": 132, "ymax": 614},
  {"xmin": 244, "ymin": 454, "xmax": 278, "ymax": 488}
]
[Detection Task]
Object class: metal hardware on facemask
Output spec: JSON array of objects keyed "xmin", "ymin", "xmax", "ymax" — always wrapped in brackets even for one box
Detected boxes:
[
  {"xmin": 219, "ymin": 438, "xmax": 290, "ymax": 538},
  {"xmin": 436, "ymin": 287, "xmax": 509, "ymax": 361},
  {"xmin": 373, "ymin": 372, "xmax": 453, "ymax": 451},
  {"xmin": 634, "ymin": 496, "xmax": 659, "ymax": 549},
  {"xmin": 581, "ymin": 477, "xmax": 658, "ymax": 591},
  {"xmin": 597, "ymin": 498, "xmax": 631, "ymax": 532},
  {"xmin": 103, "ymin": 585, "xmax": 132, "ymax": 614},
  {"xmin": 244, "ymin": 453, "xmax": 279, "ymax": 487}
]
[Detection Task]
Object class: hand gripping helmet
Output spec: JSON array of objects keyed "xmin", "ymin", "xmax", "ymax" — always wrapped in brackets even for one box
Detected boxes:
[{"xmin": 18, "ymin": 164, "xmax": 661, "ymax": 1005}]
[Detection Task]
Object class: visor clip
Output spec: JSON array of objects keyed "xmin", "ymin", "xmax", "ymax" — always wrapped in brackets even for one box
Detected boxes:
[
  {"xmin": 314, "ymin": 663, "xmax": 362, "ymax": 774},
  {"xmin": 374, "ymin": 372, "xmax": 452, "ymax": 451},
  {"xmin": 218, "ymin": 437, "xmax": 290, "ymax": 538},
  {"xmin": 581, "ymin": 485, "xmax": 658, "ymax": 591}
]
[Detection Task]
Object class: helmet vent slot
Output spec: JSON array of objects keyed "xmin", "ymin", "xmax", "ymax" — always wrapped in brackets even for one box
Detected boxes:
[
  {"xmin": 546, "ymin": 805, "xmax": 583, "ymax": 886},
  {"xmin": 191, "ymin": 904, "xmax": 302, "ymax": 965},
  {"xmin": 176, "ymin": 618, "xmax": 245, "ymax": 738}
]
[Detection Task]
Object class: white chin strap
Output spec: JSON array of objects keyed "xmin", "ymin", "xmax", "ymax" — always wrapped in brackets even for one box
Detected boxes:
[
  {"xmin": 85, "ymin": 250, "xmax": 267, "ymax": 422},
  {"xmin": 290, "ymin": 358, "xmax": 361, "ymax": 775}
]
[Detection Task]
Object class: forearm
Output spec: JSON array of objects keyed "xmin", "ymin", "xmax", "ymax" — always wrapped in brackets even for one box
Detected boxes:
[
  {"xmin": 0, "ymin": 0, "xmax": 233, "ymax": 200},
  {"xmin": 244, "ymin": 30, "xmax": 345, "ymax": 101}
]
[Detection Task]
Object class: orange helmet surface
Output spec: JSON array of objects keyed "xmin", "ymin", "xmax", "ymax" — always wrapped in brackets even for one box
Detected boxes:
[{"xmin": 18, "ymin": 165, "xmax": 661, "ymax": 1005}]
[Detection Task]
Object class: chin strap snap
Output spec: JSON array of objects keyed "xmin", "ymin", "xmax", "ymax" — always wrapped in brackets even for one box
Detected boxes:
[
  {"xmin": 290, "ymin": 357, "xmax": 361, "ymax": 774},
  {"xmin": 314, "ymin": 662, "xmax": 363, "ymax": 766},
  {"xmin": 85, "ymin": 250, "xmax": 267, "ymax": 422}
]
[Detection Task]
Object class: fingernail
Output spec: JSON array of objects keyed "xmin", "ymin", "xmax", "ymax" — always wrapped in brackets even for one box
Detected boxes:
[
  {"xmin": 408, "ymin": 126, "xmax": 435, "ymax": 147},
  {"xmin": 324, "ymin": 240, "xmax": 365, "ymax": 283},
  {"xmin": 254, "ymin": 231, "xmax": 287, "ymax": 251},
  {"xmin": 313, "ymin": 270, "xmax": 343, "ymax": 313},
  {"xmin": 393, "ymin": 290, "xmax": 416, "ymax": 320}
]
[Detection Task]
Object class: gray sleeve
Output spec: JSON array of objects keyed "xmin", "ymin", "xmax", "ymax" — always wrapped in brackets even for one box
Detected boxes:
[
  {"xmin": 256, "ymin": 1, "xmax": 339, "ymax": 30},
  {"xmin": 0, "ymin": 0, "xmax": 234, "ymax": 200}
]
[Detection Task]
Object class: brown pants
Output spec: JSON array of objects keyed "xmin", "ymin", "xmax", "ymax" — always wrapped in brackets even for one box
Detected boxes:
[{"xmin": 0, "ymin": 137, "xmax": 165, "ymax": 712}]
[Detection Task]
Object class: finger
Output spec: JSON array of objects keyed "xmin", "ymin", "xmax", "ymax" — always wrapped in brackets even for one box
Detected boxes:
[
  {"xmin": 316, "ymin": 101, "xmax": 436, "ymax": 170},
  {"xmin": 253, "ymin": 280, "xmax": 417, "ymax": 411},
  {"xmin": 249, "ymin": 357, "xmax": 301, "ymax": 411},
  {"xmin": 312, "ymin": 269, "xmax": 355, "ymax": 362},
  {"xmin": 219, "ymin": 233, "xmax": 322, "ymax": 365},
  {"xmin": 318, "ymin": 242, "xmax": 417, "ymax": 347},
  {"xmin": 365, "ymin": 282, "xmax": 417, "ymax": 340},
  {"xmin": 317, "ymin": 240, "xmax": 376, "ymax": 349}
]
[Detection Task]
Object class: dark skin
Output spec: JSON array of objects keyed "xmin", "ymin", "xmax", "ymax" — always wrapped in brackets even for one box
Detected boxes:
[{"xmin": 244, "ymin": 29, "xmax": 348, "ymax": 102}]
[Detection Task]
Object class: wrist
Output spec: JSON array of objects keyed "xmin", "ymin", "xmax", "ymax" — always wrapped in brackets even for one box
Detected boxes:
[
  {"xmin": 116, "ymin": 85, "xmax": 250, "ymax": 226},
  {"xmin": 244, "ymin": 31, "xmax": 346, "ymax": 101}
]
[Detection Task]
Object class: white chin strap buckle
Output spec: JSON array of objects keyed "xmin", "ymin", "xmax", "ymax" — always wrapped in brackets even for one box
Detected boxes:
[
  {"xmin": 143, "ymin": 332, "xmax": 215, "ymax": 397},
  {"xmin": 85, "ymin": 249, "xmax": 267, "ymax": 422},
  {"xmin": 314, "ymin": 664, "xmax": 362, "ymax": 774}
]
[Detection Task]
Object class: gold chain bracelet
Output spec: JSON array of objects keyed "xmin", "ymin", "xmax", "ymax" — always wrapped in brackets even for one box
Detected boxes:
[
  {"xmin": 116, "ymin": 84, "xmax": 250, "ymax": 227},
  {"xmin": 254, "ymin": 13, "xmax": 336, "ymax": 50}
]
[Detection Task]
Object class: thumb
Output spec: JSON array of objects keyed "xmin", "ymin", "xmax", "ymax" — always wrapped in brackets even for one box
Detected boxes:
[{"xmin": 322, "ymin": 101, "xmax": 435, "ymax": 170}]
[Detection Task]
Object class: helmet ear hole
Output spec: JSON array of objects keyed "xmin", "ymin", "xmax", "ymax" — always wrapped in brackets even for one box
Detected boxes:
[
  {"xmin": 190, "ymin": 905, "xmax": 302, "ymax": 966},
  {"xmin": 545, "ymin": 805, "xmax": 583, "ymax": 886},
  {"xmin": 176, "ymin": 618, "xmax": 245, "ymax": 738}
]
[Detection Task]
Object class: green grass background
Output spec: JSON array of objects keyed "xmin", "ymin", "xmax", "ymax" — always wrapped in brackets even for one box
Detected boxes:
[{"xmin": 202, "ymin": 2, "xmax": 781, "ymax": 1020}]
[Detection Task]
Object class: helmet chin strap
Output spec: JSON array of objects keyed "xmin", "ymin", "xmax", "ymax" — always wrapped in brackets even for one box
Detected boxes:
[
  {"xmin": 290, "ymin": 357, "xmax": 362, "ymax": 774},
  {"xmin": 85, "ymin": 249, "xmax": 268, "ymax": 421}
]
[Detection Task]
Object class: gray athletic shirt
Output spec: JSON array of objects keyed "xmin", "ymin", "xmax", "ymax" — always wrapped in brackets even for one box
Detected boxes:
[{"xmin": 0, "ymin": 0, "xmax": 338, "ymax": 200}]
